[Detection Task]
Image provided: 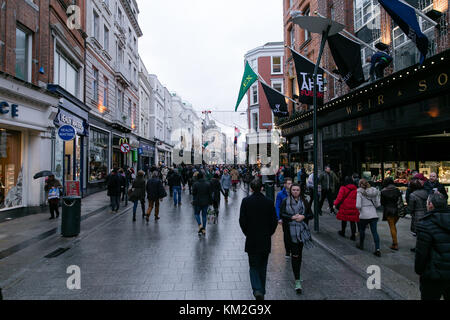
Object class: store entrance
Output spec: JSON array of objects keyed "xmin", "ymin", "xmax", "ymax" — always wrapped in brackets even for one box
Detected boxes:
[{"xmin": 0, "ymin": 128, "xmax": 22, "ymax": 210}]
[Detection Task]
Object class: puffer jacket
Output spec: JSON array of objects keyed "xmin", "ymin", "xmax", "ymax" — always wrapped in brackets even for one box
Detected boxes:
[
  {"xmin": 356, "ymin": 187, "xmax": 380, "ymax": 220},
  {"xmin": 409, "ymin": 189, "xmax": 429, "ymax": 234},
  {"xmin": 334, "ymin": 184, "xmax": 360, "ymax": 222},
  {"xmin": 415, "ymin": 209, "xmax": 450, "ymax": 280}
]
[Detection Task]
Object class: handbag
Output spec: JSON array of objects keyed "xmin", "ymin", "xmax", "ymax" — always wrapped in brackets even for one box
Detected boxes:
[
  {"xmin": 128, "ymin": 188, "xmax": 134, "ymax": 198},
  {"xmin": 397, "ymin": 196, "xmax": 407, "ymax": 218}
]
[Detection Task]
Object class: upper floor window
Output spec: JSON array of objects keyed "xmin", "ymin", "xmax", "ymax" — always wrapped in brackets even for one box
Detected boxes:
[
  {"xmin": 103, "ymin": 77, "xmax": 109, "ymax": 107},
  {"xmin": 104, "ymin": 26, "xmax": 109, "ymax": 50},
  {"xmin": 272, "ymin": 80, "xmax": 283, "ymax": 93},
  {"xmin": 290, "ymin": 27, "xmax": 295, "ymax": 47},
  {"xmin": 251, "ymin": 84, "xmax": 258, "ymax": 105},
  {"xmin": 15, "ymin": 27, "xmax": 32, "ymax": 82},
  {"xmin": 54, "ymin": 49, "xmax": 79, "ymax": 97},
  {"xmin": 93, "ymin": 67, "xmax": 99, "ymax": 102},
  {"xmin": 271, "ymin": 56, "xmax": 282, "ymax": 74},
  {"xmin": 93, "ymin": 10, "xmax": 100, "ymax": 40},
  {"xmin": 304, "ymin": 7, "xmax": 311, "ymax": 42},
  {"xmin": 354, "ymin": 0, "xmax": 380, "ymax": 32}
]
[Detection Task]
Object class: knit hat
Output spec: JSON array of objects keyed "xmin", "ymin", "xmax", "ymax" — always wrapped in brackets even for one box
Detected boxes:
[{"xmin": 414, "ymin": 173, "xmax": 428, "ymax": 182}]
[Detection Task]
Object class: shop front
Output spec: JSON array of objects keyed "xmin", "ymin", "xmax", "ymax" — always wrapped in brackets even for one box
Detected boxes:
[
  {"xmin": 0, "ymin": 75, "xmax": 59, "ymax": 214},
  {"xmin": 280, "ymin": 49, "xmax": 450, "ymax": 201},
  {"xmin": 49, "ymin": 85, "xmax": 89, "ymax": 197},
  {"xmin": 138, "ymin": 138, "xmax": 155, "ymax": 171}
]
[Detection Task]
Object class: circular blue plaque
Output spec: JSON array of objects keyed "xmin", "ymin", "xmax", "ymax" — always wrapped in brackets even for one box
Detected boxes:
[{"xmin": 58, "ymin": 125, "xmax": 76, "ymax": 141}]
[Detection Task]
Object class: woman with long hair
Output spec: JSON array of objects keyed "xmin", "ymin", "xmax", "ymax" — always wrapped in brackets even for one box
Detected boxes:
[{"xmin": 280, "ymin": 183, "xmax": 314, "ymax": 294}]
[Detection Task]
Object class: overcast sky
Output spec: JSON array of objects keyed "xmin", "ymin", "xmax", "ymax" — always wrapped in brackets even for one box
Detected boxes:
[{"xmin": 137, "ymin": 0, "xmax": 283, "ymax": 138}]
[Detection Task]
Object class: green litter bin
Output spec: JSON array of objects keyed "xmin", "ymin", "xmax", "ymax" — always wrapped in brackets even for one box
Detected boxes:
[
  {"xmin": 264, "ymin": 180, "xmax": 275, "ymax": 203},
  {"xmin": 61, "ymin": 196, "xmax": 81, "ymax": 237}
]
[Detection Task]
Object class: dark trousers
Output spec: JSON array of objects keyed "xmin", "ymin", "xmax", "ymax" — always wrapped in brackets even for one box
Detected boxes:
[
  {"xmin": 110, "ymin": 196, "xmax": 120, "ymax": 211},
  {"xmin": 224, "ymin": 188, "xmax": 229, "ymax": 199},
  {"xmin": 342, "ymin": 221, "xmax": 356, "ymax": 236},
  {"xmin": 49, "ymin": 199, "xmax": 60, "ymax": 218},
  {"xmin": 213, "ymin": 199, "xmax": 220, "ymax": 213},
  {"xmin": 319, "ymin": 189, "xmax": 335, "ymax": 214},
  {"xmin": 133, "ymin": 199, "xmax": 145, "ymax": 218},
  {"xmin": 248, "ymin": 253, "xmax": 269, "ymax": 296},
  {"xmin": 291, "ymin": 242, "xmax": 304, "ymax": 280},
  {"xmin": 282, "ymin": 221, "xmax": 291, "ymax": 255},
  {"xmin": 358, "ymin": 218, "xmax": 380, "ymax": 250},
  {"xmin": 420, "ymin": 278, "xmax": 450, "ymax": 300}
]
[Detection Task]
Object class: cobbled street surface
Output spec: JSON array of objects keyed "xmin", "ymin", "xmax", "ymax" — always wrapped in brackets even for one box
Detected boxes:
[{"xmin": 2, "ymin": 186, "xmax": 390, "ymax": 300}]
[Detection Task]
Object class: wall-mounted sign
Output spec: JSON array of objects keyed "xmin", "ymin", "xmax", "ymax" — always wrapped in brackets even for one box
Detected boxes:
[
  {"xmin": 138, "ymin": 148, "xmax": 143, "ymax": 155},
  {"xmin": 56, "ymin": 110, "xmax": 85, "ymax": 135},
  {"xmin": 65, "ymin": 181, "xmax": 80, "ymax": 196},
  {"xmin": 120, "ymin": 143, "xmax": 130, "ymax": 154},
  {"xmin": 58, "ymin": 125, "xmax": 76, "ymax": 141},
  {"xmin": 0, "ymin": 101, "xmax": 19, "ymax": 118}
]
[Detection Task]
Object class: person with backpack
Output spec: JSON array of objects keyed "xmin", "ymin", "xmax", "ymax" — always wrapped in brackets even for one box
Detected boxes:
[
  {"xmin": 44, "ymin": 174, "xmax": 63, "ymax": 220},
  {"xmin": 145, "ymin": 171, "xmax": 167, "ymax": 222},
  {"xmin": 334, "ymin": 176, "xmax": 360, "ymax": 241},
  {"xmin": 356, "ymin": 179, "xmax": 381, "ymax": 257}
]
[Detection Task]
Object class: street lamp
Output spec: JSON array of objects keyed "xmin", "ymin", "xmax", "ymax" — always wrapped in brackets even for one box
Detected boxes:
[{"xmin": 291, "ymin": 15, "xmax": 344, "ymax": 232}]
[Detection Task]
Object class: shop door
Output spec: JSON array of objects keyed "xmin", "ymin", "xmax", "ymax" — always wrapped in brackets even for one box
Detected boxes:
[
  {"xmin": 0, "ymin": 129, "xmax": 22, "ymax": 209},
  {"xmin": 64, "ymin": 139, "xmax": 74, "ymax": 182}
]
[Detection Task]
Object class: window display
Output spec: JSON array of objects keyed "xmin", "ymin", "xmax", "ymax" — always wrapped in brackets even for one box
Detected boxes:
[
  {"xmin": 89, "ymin": 129, "xmax": 109, "ymax": 182},
  {"xmin": 0, "ymin": 129, "xmax": 22, "ymax": 210}
]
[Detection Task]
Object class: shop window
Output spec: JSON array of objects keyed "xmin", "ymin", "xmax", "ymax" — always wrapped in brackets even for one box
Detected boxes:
[
  {"xmin": 0, "ymin": 129, "xmax": 22, "ymax": 210},
  {"xmin": 89, "ymin": 129, "xmax": 109, "ymax": 182}
]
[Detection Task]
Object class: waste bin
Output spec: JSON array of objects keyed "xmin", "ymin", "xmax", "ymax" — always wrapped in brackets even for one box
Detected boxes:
[
  {"xmin": 264, "ymin": 180, "xmax": 275, "ymax": 203},
  {"xmin": 61, "ymin": 196, "xmax": 81, "ymax": 237}
]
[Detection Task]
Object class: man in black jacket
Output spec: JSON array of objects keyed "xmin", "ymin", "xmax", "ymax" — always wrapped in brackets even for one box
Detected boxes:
[
  {"xmin": 424, "ymin": 172, "xmax": 448, "ymax": 200},
  {"xmin": 192, "ymin": 172, "xmax": 212, "ymax": 236},
  {"xmin": 239, "ymin": 179, "xmax": 278, "ymax": 301},
  {"xmin": 146, "ymin": 171, "xmax": 167, "ymax": 222},
  {"xmin": 107, "ymin": 169, "xmax": 121, "ymax": 213},
  {"xmin": 169, "ymin": 169, "xmax": 184, "ymax": 207},
  {"xmin": 415, "ymin": 192, "xmax": 450, "ymax": 300}
]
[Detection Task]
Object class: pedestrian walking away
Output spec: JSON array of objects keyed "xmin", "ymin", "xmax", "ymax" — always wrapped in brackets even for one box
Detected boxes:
[
  {"xmin": 356, "ymin": 179, "xmax": 381, "ymax": 256},
  {"xmin": 129, "ymin": 170, "xmax": 146, "ymax": 222},
  {"xmin": 275, "ymin": 178, "xmax": 293, "ymax": 258},
  {"xmin": 231, "ymin": 167, "xmax": 240, "ymax": 192},
  {"xmin": 408, "ymin": 178, "xmax": 429, "ymax": 252},
  {"xmin": 280, "ymin": 183, "xmax": 314, "ymax": 294},
  {"xmin": 381, "ymin": 177, "xmax": 403, "ymax": 251},
  {"xmin": 44, "ymin": 175, "xmax": 63, "ymax": 220},
  {"xmin": 319, "ymin": 166, "xmax": 339, "ymax": 215},
  {"xmin": 239, "ymin": 179, "xmax": 278, "ymax": 301},
  {"xmin": 415, "ymin": 193, "xmax": 450, "ymax": 300},
  {"xmin": 146, "ymin": 171, "xmax": 167, "ymax": 222},
  {"xmin": 107, "ymin": 169, "xmax": 121, "ymax": 213},
  {"xmin": 334, "ymin": 176, "xmax": 360, "ymax": 241},
  {"xmin": 192, "ymin": 172, "xmax": 212, "ymax": 236},
  {"xmin": 211, "ymin": 174, "xmax": 224, "ymax": 215}
]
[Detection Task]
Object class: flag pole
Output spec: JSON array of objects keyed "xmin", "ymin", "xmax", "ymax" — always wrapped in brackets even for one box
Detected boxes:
[
  {"xmin": 314, "ymin": 11, "xmax": 378, "ymax": 53},
  {"xmin": 251, "ymin": 67, "xmax": 298, "ymax": 104},
  {"xmin": 287, "ymin": 45, "xmax": 340, "ymax": 80},
  {"xmin": 397, "ymin": 0, "xmax": 438, "ymax": 26}
]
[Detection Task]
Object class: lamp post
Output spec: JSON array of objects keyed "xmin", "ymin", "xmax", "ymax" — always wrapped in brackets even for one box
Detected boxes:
[{"xmin": 291, "ymin": 15, "xmax": 344, "ymax": 232}]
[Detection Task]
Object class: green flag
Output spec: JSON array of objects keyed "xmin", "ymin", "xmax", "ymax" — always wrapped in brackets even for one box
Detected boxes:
[{"xmin": 235, "ymin": 61, "xmax": 258, "ymax": 112}]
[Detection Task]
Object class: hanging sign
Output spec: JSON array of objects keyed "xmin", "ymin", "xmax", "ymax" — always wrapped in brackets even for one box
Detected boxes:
[
  {"xmin": 120, "ymin": 143, "xmax": 131, "ymax": 154},
  {"xmin": 58, "ymin": 125, "xmax": 76, "ymax": 141}
]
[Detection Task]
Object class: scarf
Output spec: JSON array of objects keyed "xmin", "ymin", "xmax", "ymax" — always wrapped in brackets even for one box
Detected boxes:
[{"xmin": 286, "ymin": 196, "xmax": 314, "ymax": 248}]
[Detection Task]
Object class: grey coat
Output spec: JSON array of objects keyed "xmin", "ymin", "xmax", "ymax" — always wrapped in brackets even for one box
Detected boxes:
[{"xmin": 408, "ymin": 189, "xmax": 428, "ymax": 234}]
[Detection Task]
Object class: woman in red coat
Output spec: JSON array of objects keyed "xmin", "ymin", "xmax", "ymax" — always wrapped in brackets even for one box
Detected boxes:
[{"xmin": 333, "ymin": 176, "xmax": 360, "ymax": 241}]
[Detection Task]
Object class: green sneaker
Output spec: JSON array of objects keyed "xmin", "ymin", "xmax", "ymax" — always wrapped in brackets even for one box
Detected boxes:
[{"xmin": 295, "ymin": 280, "xmax": 302, "ymax": 294}]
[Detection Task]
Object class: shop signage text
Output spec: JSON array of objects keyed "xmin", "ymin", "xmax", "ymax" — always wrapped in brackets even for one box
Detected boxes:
[
  {"xmin": 58, "ymin": 111, "xmax": 84, "ymax": 133},
  {"xmin": 0, "ymin": 101, "xmax": 19, "ymax": 118},
  {"xmin": 58, "ymin": 125, "xmax": 76, "ymax": 141}
]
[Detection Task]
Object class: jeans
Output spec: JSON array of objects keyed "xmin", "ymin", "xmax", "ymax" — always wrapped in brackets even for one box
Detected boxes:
[
  {"xmin": 282, "ymin": 221, "xmax": 291, "ymax": 255},
  {"xmin": 358, "ymin": 218, "xmax": 380, "ymax": 250},
  {"xmin": 248, "ymin": 253, "xmax": 269, "ymax": 296},
  {"xmin": 342, "ymin": 221, "xmax": 356, "ymax": 236},
  {"xmin": 319, "ymin": 189, "xmax": 335, "ymax": 214},
  {"xmin": 173, "ymin": 186, "xmax": 182, "ymax": 205},
  {"xmin": 133, "ymin": 199, "xmax": 145, "ymax": 218},
  {"xmin": 290, "ymin": 242, "xmax": 304, "ymax": 280},
  {"xmin": 420, "ymin": 278, "xmax": 450, "ymax": 300},
  {"xmin": 195, "ymin": 206, "xmax": 208, "ymax": 229},
  {"xmin": 110, "ymin": 196, "xmax": 120, "ymax": 211}
]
